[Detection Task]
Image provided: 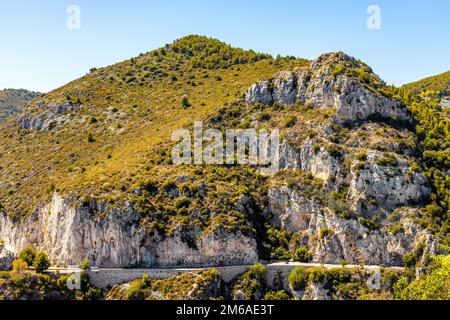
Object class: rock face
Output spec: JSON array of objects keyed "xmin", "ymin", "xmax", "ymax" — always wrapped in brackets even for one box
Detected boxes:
[
  {"xmin": 0, "ymin": 243, "xmax": 14, "ymax": 271},
  {"xmin": 17, "ymin": 102, "xmax": 81, "ymax": 131},
  {"xmin": 0, "ymin": 89, "xmax": 41, "ymax": 123},
  {"xmin": 246, "ymin": 52, "xmax": 413, "ymax": 126},
  {"xmin": 0, "ymin": 194, "xmax": 258, "ymax": 268},
  {"xmin": 269, "ymin": 185, "xmax": 436, "ymax": 266},
  {"xmin": 348, "ymin": 151, "xmax": 430, "ymax": 213},
  {"xmin": 244, "ymin": 52, "xmax": 435, "ymax": 266}
]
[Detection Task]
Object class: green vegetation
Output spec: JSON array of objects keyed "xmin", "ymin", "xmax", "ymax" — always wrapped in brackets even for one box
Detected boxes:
[
  {"xmin": 293, "ymin": 246, "xmax": 312, "ymax": 263},
  {"xmin": 402, "ymin": 70, "xmax": 450, "ymax": 96},
  {"xmin": 263, "ymin": 290, "xmax": 290, "ymax": 300},
  {"xmin": 17, "ymin": 246, "xmax": 51, "ymax": 274},
  {"xmin": 288, "ymin": 267, "xmax": 309, "ymax": 291},
  {"xmin": 107, "ymin": 269, "xmax": 222, "ymax": 300},
  {"xmin": 171, "ymin": 35, "xmax": 272, "ymax": 69},
  {"xmin": 384, "ymin": 85, "xmax": 450, "ymax": 244},
  {"xmin": 232, "ymin": 263, "xmax": 267, "ymax": 300},
  {"xmin": 18, "ymin": 246, "xmax": 37, "ymax": 267},
  {"xmin": 0, "ymin": 270, "xmax": 101, "ymax": 300},
  {"xmin": 376, "ymin": 153, "xmax": 397, "ymax": 167},
  {"xmin": 33, "ymin": 252, "xmax": 50, "ymax": 274},
  {"xmin": 11, "ymin": 259, "xmax": 28, "ymax": 273},
  {"xmin": 0, "ymin": 35, "xmax": 307, "ymax": 220},
  {"xmin": 79, "ymin": 259, "xmax": 90, "ymax": 271},
  {"xmin": 394, "ymin": 250, "xmax": 450, "ymax": 300}
]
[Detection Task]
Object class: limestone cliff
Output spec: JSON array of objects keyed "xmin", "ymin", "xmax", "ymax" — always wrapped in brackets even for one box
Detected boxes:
[{"xmin": 0, "ymin": 194, "xmax": 258, "ymax": 268}]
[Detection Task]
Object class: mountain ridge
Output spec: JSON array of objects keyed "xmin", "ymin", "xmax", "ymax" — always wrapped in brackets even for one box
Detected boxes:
[{"xmin": 0, "ymin": 37, "xmax": 448, "ymax": 284}]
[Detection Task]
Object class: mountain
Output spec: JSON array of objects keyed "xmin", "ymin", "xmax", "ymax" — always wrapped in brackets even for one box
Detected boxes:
[
  {"xmin": 0, "ymin": 36, "xmax": 449, "ymax": 300},
  {"xmin": 0, "ymin": 88, "xmax": 41, "ymax": 123},
  {"xmin": 402, "ymin": 70, "xmax": 450, "ymax": 96}
]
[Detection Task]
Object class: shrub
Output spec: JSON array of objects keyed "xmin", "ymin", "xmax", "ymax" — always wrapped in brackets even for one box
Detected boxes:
[
  {"xmin": 319, "ymin": 227, "xmax": 333, "ymax": 239},
  {"xmin": 79, "ymin": 259, "xmax": 90, "ymax": 271},
  {"xmin": 284, "ymin": 116, "xmax": 298, "ymax": 128},
  {"xmin": 232, "ymin": 263, "xmax": 267, "ymax": 300},
  {"xmin": 288, "ymin": 267, "xmax": 309, "ymax": 291},
  {"xmin": 33, "ymin": 252, "xmax": 51, "ymax": 274},
  {"xmin": 126, "ymin": 278, "xmax": 146, "ymax": 300},
  {"xmin": 357, "ymin": 217, "xmax": 380, "ymax": 231},
  {"xmin": 18, "ymin": 245, "xmax": 37, "ymax": 267},
  {"xmin": 12, "ymin": 259, "xmax": 28, "ymax": 273},
  {"xmin": 182, "ymin": 97, "xmax": 191, "ymax": 108},
  {"xmin": 293, "ymin": 247, "xmax": 312, "ymax": 263},
  {"xmin": 376, "ymin": 153, "xmax": 397, "ymax": 167},
  {"xmin": 87, "ymin": 133, "xmax": 96, "ymax": 143},
  {"xmin": 355, "ymin": 151, "xmax": 368, "ymax": 161},
  {"xmin": 326, "ymin": 144, "xmax": 343, "ymax": 158},
  {"xmin": 263, "ymin": 290, "xmax": 290, "ymax": 300}
]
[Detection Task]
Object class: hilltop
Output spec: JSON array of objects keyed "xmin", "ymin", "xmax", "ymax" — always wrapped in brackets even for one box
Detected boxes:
[{"xmin": 0, "ymin": 35, "xmax": 307, "ymax": 216}]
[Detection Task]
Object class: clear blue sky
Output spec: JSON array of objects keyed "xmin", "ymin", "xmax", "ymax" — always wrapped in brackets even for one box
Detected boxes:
[{"xmin": 1, "ymin": 0, "xmax": 449, "ymax": 92}]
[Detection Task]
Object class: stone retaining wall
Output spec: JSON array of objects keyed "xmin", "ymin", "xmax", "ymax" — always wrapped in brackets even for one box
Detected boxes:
[{"xmin": 86, "ymin": 265, "xmax": 298, "ymax": 289}]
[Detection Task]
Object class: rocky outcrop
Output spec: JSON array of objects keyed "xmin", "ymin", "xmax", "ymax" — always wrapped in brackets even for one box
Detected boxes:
[
  {"xmin": 348, "ymin": 151, "xmax": 430, "ymax": 213},
  {"xmin": 269, "ymin": 186, "xmax": 437, "ymax": 266},
  {"xmin": 246, "ymin": 52, "xmax": 413, "ymax": 126},
  {"xmin": 0, "ymin": 194, "xmax": 258, "ymax": 268},
  {"xmin": 17, "ymin": 102, "xmax": 81, "ymax": 131},
  {"xmin": 0, "ymin": 243, "xmax": 14, "ymax": 271},
  {"xmin": 0, "ymin": 89, "xmax": 41, "ymax": 123}
]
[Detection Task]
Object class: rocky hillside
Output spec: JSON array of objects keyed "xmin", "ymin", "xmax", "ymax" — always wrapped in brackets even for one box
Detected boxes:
[
  {"xmin": 0, "ymin": 89, "xmax": 41, "ymax": 123},
  {"xmin": 0, "ymin": 37, "xmax": 448, "ymax": 274}
]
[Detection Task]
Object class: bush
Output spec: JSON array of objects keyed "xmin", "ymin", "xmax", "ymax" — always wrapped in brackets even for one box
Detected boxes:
[
  {"xmin": 376, "ymin": 154, "xmax": 397, "ymax": 167},
  {"xmin": 288, "ymin": 267, "xmax": 309, "ymax": 291},
  {"xmin": 293, "ymin": 247, "xmax": 312, "ymax": 263},
  {"xmin": 263, "ymin": 290, "xmax": 290, "ymax": 300},
  {"xmin": 232, "ymin": 263, "xmax": 267, "ymax": 300},
  {"xmin": 33, "ymin": 252, "xmax": 51, "ymax": 274},
  {"xmin": 319, "ymin": 227, "xmax": 333, "ymax": 239},
  {"xmin": 284, "ymin": 116, "xmax": 298, "ymax": 128},
  {"xmin": 79, "ymin": 259, "xmax": 90, "ymax": 271},
  {"xmin": 326, "ymin": 144, "xmax": 343, "ymax": 158},
  {"xmin": 18, "ymin": 245, "xmax": 37, "ymax": 267},
  {"xmin": 12, "ymin": 259, "xmax": 28, "ymax": 273},
  {"xmin": 357, "ymin": 217, "xmax": 380, "ymax": 231},
  {"xmin": 182, "ymin": 97, "xmax": 191, "ymax": 108}
]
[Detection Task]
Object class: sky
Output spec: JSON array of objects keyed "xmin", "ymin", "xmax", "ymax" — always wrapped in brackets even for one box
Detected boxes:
[{"xmin": 1, "ymin": 0, "xmax": 449, "ymax": 92}]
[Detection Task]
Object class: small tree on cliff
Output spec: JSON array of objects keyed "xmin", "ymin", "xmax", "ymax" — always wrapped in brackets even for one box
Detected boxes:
[
  {"xmin": 18, "ymin": 245, "xmax": 37, "ymax": 267},
  {"xmin": 79, "ymin": 259, "xmax": 90, "ymax": 271},
  {"xmin": 33, "ymin": 252, "xmax": 51, "ymax": 274}
]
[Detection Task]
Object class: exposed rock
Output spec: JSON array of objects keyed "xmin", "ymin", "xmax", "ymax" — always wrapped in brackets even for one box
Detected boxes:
[
  {"xmin": 269, "ymin": 186, "xmax": 437, "ymax": 266},
  {"xmin": 17, "ymin": 102, "xmax": 81, "ymax": 131},
  {"xmin": 302, "ymin": 282, "xmax": 331, "ymax": 300},
  {"xmin": 348, "ymin": 151, "xmax": 430, "ymax": 213},
  {"xmin": 0, "ymin": 243, "xmax": 14, "ymax": 271},
  {"xmin": 0, "ymin": 194, "xmax": 258, "ymax": 268},
  {"xmin": 0, "ymin": 89, "xmax": 41, "ymax": 123},
  {"xmin": 272, "ymin": 71, "xmax": 297, "ymax": 104},
  {"xmin": 246, "ymin": 52, "xmax": 413, "ymax": 127},
  {"xmin": 246, "ymin": 80, "xmax": 273, "ymax": 105}
]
